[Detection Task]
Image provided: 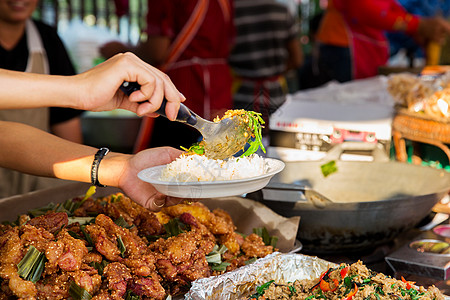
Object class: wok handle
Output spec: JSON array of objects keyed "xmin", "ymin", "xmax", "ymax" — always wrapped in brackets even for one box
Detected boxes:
[
  {"xmin": 259, "ymin": 184, "xmax": 331, "ymax": 209},
  {"xmin": 323, "ymin": 142, "xmax": 389, "ymax": 162}
]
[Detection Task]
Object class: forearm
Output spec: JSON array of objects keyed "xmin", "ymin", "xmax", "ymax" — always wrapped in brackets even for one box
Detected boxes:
[
  {"xmin": 0, "ymin": 70, "xmax": 78, "ymax": 109},
  {"xmin": 0, "ymin": 121, "xmax": 127, "ymax": 187}
]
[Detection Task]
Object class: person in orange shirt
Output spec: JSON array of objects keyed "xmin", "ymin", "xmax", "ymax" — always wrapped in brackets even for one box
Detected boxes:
[{"xmin": 315, "ymin": 0, "xmax": 450, "ymax": 82}]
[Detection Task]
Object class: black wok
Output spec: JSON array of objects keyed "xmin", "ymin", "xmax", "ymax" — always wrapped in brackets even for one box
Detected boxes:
[{"xmin": 248, "ymin": 143, "xmax": 450, "ymax": 253}]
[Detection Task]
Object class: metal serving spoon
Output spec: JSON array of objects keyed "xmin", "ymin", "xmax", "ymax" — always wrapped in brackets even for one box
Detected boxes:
[{"xmin": 121, "ymin": 82, "xmax": 251, "ymax": 159}]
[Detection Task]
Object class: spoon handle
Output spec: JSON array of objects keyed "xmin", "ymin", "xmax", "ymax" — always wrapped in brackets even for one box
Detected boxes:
[{"xmin": 120, "ymin": 81, "xmax": 197, "ymax": 125}]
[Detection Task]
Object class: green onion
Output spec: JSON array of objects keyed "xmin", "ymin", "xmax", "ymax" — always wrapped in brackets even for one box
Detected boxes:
[
  {"xmin": 80, "ymin": 225, "xmax": 94, "ymax": 247},
  {"xmin": 163, "ymin": 218, "xmax": 189, "ymax": 237},
  {"xmin": 17, "ymin": 245, "xmax": 46, "ymax": 283},
  {"xmin": 321, "ymin": 160, "xmax": 338, "ymax": 177},
  {"xmin": 90, "ymin": 260, "xmax": 109, "ymax": 276},
  {"xmin": 253, "ymin": 227, "xmax": 278, "ymax": 248},
  {"xmin": 244, "ymin": 257, "xmax": 257, "ymax": 265},
  {"xmin": 210, "ymin": 262, "xmax": 231, "ymax": 271},
  {"xmin": 117, "ymin": 236, "xmax": 126, "ymax": 258},
  {"xmin": 289, "ymin": 285, "xmax": 297, "ymax": 296},
  {"xmin": 69, "ymin": 281, "xmax": 92, "ymax": 300},
  {"xmin": 124, "ymin": 290, "xmax": 140, "ymax": 300},
  {"xmin": 114, "ymin": 216, "xmax": 134, "ymax": 229},
  {"xmin": 68, "ymin": 217, "xmax": 94, "ymax": 226},
  {"xmin": 205, "ymin": 252, "xmax": 221, "ymax": 264}
]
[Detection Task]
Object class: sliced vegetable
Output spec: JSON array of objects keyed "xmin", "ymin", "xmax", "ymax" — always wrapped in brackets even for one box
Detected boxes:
[
  {"xmin": 114, "ymin": 216, "xmax": 134, "ymax": 229},
  {"xmin": 163, "ymin": 217, "xmax": 189, "ymax": 237},
  {"xmin": 321, "ymin": 160, "xmax": 338, "ymax": 177},
  {"xmin": 248, "ymin": 280, "xmax": 275, "ymax": 299},
  {"xmin": 340, "ymin": 266, "xmax": 350, "ymax": 278},
  {"xmin": 69, "ymin": 281, "xmax": 92, "ymax": 300},
  {"xmin": 319, "ymin": 278, "xmax": 339, "ymax": 292},
  {"xmin": 117, "ymin": 236, "xmax": 126, "ymax": 258},
  {"xmin": 83, "ymin": 186, "xmax": 97, "ymax": 201},
  {"xmin": 17, "ymin": 245, "xmax": 46, "ymax": 283},
  {"xmin": 342, "ymin": 283, "xmax": 358, "ymax": 300},
  {"xmin": 253, "ymin": 227, "xmax": 278, "ymax": 248},
  {"xmin": 401, "ymin": 276, "xmax": 416, "ymax": 290}
]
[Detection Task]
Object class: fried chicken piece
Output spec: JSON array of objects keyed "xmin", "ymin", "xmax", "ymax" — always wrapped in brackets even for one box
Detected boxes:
[
  {"xmin": 73, "ymin": 197, "xmax": 106, "ymax": 217},
  {"xmin": 150, "ymin": 213, "xmax": 215, "ymax": 293},
  {"xmin": 103, "ymin": 262, "xmax": 132, "ymax": 298},
  {"xmin": 44, "ymin": 229, "xmax": 88, "ymax": 274},
  {"xmin": 217, "ymin": 231, "xmax": 243, "ymax": 256},
  {"xmin": 72, "ymin": 269, "xmax": 102, "ymax": 295},
  {"xmin": 129, "ymin": 273, "xmax": 166, "ymax": 300},
  {"xmin": 95, "ymin": 214, "xmax": 147, "ymax": 257},
  {"xmin": 85, "ymin": 223, "xmax": 121, "ymax": 261},
  {"xmin": 106, "ymin": 194, "xmax": 164, "ymax": 236},
  {"xmin": 123, "ymin": 252, "xmax": 157, "ymax": 277},
  {"xmin": 0, "ymin": 228, "xmax": 37, "ymax": 298},
  {"xmin": 27, "ymin": 212, "xmax": 68, "ymax": 234},
  {"xmin": 20, "ymin": 224, "xmax": 54, "ymax": 253},
  {"xmin": 36, "ymin": 272, "xmax": 70, "ymax": 299},
  {"xmin": 162, "ymin": 202, "xmax": 234, "ymax": 235},
  {"xmin": 241, "ymin": 233, "xmax": 273, "ymax": 258},
  {"xmin": 83, "ymin": 251, "xmax": 103, "ymax": 265}
]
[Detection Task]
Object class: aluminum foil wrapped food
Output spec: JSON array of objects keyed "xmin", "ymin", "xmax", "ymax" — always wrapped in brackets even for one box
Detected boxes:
[{"xmin": 185, "ymin": 253, "xmax": 337, "ymax": 300}]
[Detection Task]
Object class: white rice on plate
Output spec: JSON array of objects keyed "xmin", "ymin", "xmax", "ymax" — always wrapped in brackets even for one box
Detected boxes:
[{"xmin": 160, "ymin": 154, "xmax": 268, "ymax": 182}]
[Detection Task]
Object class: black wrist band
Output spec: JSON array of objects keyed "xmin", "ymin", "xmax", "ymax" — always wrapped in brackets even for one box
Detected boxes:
[{"xmin": 91, "ymin": 147, "xmax": 110, "ymax": 187}]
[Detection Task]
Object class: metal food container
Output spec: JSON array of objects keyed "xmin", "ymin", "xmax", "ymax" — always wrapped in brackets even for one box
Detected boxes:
[
  {"xmin": 248, "ymin": 143, "xmax": 450, "ymax": 253},
  {"xmin": 185, "ymin": 253, "xmax": 335, "ymax": 300}
]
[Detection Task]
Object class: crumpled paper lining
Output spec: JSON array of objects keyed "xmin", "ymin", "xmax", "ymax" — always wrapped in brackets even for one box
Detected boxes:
[{"xmin": 185, "ymin": 253, "xmax": 338, "ymax": 300}]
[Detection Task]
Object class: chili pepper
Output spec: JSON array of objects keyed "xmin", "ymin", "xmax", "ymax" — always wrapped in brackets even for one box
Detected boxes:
[
  {"xmin": 340, "ymin": 266, "xmax": 349, "ymax": 278},
  {"xmin": 312, "ymin": 268, "xmax": 332, "ymax": 291},
  {"xmin": 401, "ymin": 276, "xmax": 415, "ymax": 290},
  {"xmin": 342, "ymin": 283, "xmax": 358, "ymax": 300},
  {"xmin": 320, "ymin": 279, "xmax": 339, "ymax": 292}
]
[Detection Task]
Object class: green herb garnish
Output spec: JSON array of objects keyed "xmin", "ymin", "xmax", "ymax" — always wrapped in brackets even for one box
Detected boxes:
[
  {"xmin": 320, "ymin": 160, "xmax": 338, "ymax": 177},
  {"xmin": 241, "ymin": 111, "xmax": 265, "ymax": 157},
  {"xmin": 248, "ymin": 280, "xmax": 275, "ymax": 299},
  {"xmin": 181, "ymin": 142, "xmax": 205, "ymax": 155}
]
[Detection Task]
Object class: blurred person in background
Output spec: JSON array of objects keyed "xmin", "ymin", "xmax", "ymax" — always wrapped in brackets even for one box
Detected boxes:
[
  {"xmin": 314, "ymin": 0, "xmax": 450, "ymax": 84},
  {"xmin": 387, "ymin": 0, "xmax": 450, "ymax": 66},
  {"xmin": 0, "ymin": 0, "xmax": 84, "ymax": 198},
  {"xmin": 228, "ymin": 0, "xmax": 303, "ymax": 149},
  {"xmin": 100, "ymin": 0, "xmax": 236, "ymax": 151}
]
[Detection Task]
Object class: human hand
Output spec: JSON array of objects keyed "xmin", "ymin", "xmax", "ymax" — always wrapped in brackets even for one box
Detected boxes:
[
  {"xmin": 115, "ymin": 147, "xmax": 185, "ymax": 211},
  {"xmin": 73, "ymin": 52, "xmax": 185, "ymax": 120},
  {"xmin": 417, "ymin": 17, "xmax": 450, "ymax": 45}
]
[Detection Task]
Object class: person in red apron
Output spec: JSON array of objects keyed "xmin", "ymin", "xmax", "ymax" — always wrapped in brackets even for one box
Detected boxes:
[
  {"xmin": 142, "ymin": 0, "xmax": 235, "ymax": 150},
  {"xmin": 315, "ymin": 0, "xmax": 450, "ymax": 82},
  {"xmin": 101, "ymin": 0, "xmax": 235, "ymax": 151},
  {"xmin": 0, "ymin": 0, "xmax": 83, "ymax": 198}
]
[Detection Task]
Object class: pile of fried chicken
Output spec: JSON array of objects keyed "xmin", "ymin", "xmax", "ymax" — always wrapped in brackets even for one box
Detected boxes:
[{"xmin": 0, "ymin": 193, "xmax": 275, "ymax": 299}]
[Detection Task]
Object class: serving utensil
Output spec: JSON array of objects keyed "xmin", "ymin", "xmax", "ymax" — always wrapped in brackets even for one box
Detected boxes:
[{"xmin": 121, "ymin": 82, "xmax": 251, "ymax": 159}]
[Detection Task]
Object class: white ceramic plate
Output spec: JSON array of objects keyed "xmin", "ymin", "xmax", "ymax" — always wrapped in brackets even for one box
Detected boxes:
[{"xmin": 138, "ymin": 158, "xmax": 285, "ymax": 198}]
